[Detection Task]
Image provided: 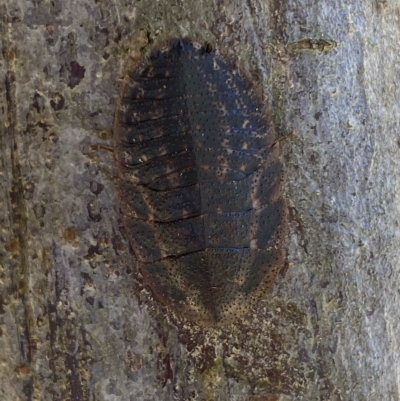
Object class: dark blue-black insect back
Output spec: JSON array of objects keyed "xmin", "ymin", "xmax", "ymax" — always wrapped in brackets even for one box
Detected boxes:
[{"xmin": 114, "ymin": 38, "xmax": 287, "ymax": 326}]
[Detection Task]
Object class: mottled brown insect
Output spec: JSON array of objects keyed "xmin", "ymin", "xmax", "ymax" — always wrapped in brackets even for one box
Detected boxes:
[{"xmin": 114, "ymin": 38, "xmax": 286, "ymax": 326}]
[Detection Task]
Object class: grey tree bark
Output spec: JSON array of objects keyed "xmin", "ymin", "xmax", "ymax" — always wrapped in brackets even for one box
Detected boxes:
[{"xmin": 1, "ymin": 0, "xmax": 399, "ymax": 400}]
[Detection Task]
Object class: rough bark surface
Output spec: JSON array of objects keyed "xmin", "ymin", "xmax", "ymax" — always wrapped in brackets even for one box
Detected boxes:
[{"xmin": 1, "ymin": 1, "xmax": 399, "ymax": 400}]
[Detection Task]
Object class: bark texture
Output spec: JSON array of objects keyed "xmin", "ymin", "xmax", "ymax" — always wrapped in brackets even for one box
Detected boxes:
[{"xmin": 1, "ymin": 0, "xmax": 400, "ymax": 400}]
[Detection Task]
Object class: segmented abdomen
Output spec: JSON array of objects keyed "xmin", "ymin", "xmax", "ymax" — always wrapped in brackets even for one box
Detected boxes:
[{"xmin": 114, "ymin": 38, "xmax": 286, "ymax": 326}]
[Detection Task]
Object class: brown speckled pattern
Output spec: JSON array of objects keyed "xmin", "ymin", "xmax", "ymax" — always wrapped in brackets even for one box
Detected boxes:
[{"xmin": 114, "ymin": 38, "xmax": 286, "ymax": 326}]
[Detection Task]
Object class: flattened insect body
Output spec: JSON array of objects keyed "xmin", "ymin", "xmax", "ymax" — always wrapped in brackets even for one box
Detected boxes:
[{"xmin": 114, "ymin": 38, "xmax": 287, "ymax": 326}]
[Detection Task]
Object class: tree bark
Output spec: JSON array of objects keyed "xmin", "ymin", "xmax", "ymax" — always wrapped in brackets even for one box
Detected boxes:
[{"xmin": 1, "ymin": 0, "xmax": 399, "ymax": 400}]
